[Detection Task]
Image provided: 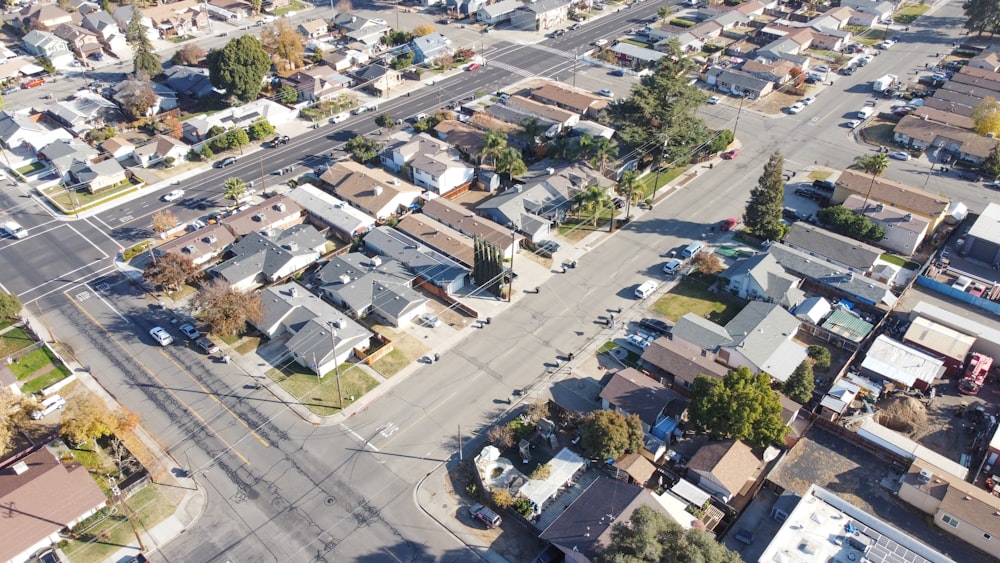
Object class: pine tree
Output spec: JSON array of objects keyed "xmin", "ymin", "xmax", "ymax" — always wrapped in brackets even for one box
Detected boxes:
[
  {"xmin": 743, "ymin": 150, "xmax": 786, "ymax": 242},
  {"xmin": 784, "ymin": 360, "xmax": 815, "ymax": 404},
  {"xmin": 981, "ymin": 144, "xmax": 1000, "ymax": 180},
  {"xmin": 473, "ymin": 237, "xmax": 504, "ymax": 297},
  {"xmin": 127, "ymin": 9, "xmax": 161, "ymax": 77}
]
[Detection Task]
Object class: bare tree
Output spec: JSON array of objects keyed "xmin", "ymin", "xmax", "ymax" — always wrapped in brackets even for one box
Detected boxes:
[
  {"xmin": 173, "ymin": 43, "xmax": 206, "ymax": 65},
  {"xmin": 117, "ymin": 75, "xmax": 158, "ymax": 120},
  {"xmin": 335, "ymin": 0, "xmax": 352, "ymax": 12},
  {"xmin": 0, "ymin": 390, "xmax": 40, "ymax": 453},
  {"xmin": 151, "ymin": 209, "xmax": 179, "ymax": 233},
  {"xmin": 191, "ymin": 279, "xmax": 264, "ymax": 337},
  {"xmin": 108, "ymin": 436, "xmax": 141, "ymax": 476},
  {"xmin": 260, "ymin": 19, "xmax": 306, "ymax": 72},
  {"xmin": 143, "ymin": 252, "xmax": 199, "ymax": 292},
  {"xmin": 487, "ymin": 424, "xmax": 514, "ymax": 448},
  {"xmin": 525, "ymin": 400, "xmax": 549, "ymax": 423}
]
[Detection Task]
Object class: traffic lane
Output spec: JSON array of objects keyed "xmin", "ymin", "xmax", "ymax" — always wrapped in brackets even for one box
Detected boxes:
[{"xmin": 0, "ymin": 222, "xmax": 112, "ymax": 300}]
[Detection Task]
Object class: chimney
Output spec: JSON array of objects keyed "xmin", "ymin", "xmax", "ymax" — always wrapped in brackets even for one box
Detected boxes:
[
  {"xmin": 371, "ymin": 256, "xmax": 382, "ymax": 267},
  {"xmin": 904, "ymin": 213, "xmax": 912, "ymax": 222},
  {"xmin": 11, "ymin": 461, "xmax": 28, "ymax": 475},
  {"xmin": 289, "ymin": 286, "xmax": 298, "ymax": 297},
  {"xmin": 284, "ymin": 242, "xmax": 298, "ymax": 251},
  {"xmin": 334, "ymin": 318, "xmax": 346, "ymax": 329},
  {"xmin": 338, "ymin": 274, "xmax": 351, "ymax": 284},
  {"xmin": 374, "ymin": 186, "xmax": 383, "ymax": 196},
  {"xmin": 254, "ymin": 212, "xmax": 267, "ymax": 222}
]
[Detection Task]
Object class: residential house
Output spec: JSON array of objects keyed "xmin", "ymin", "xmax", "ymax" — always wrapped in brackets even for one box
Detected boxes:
[
  {"xmin": 540, "ymin": 477, "xmax": 674, "ymax": 563},
  {"xmin": 530, "ymin": 82, "xmax": 606, "ymax": 117},
  {"xmin": 893, "ymin": 114, "xmax": 999, "ymax": 164},
  {"xmin": 759, "ymin": 484, "xmax": 957, "ymax": 563},
  {"xmin": 22, "ymin": 30, "xmax": 71, "ymax": 60},
  {"xmin": 52, "ymin": 24, "xmax": 103, "ymax": 60},
  {"xmin": 841, "ymin": 194, "xmax": 930, "ymax": 256},
  {"xmin": 46, "ymin": 93, "xmax": 119, "ymax": 136},
  {"xmin": 211, "ymin": 224, "xmax": 328, "ymax": 291},
  {"xmin": 70, "ymin": 158, "xmax": 128, "ymax": 193},
  {"xmin": 485, "ymin": 103, "xmax": 559, "ymax": 139},
  {"xmin": 299, "ymin": 18, "xmax": 329, "ymax": 39},
  {"xmin": 362, "ymin": 226, "xmax": 468, "ymax": 294},
  {"xmin": 143, "ymin": 0, "xmax": 210, "ymax": 39},
  {"xmin": 352, "ymin": 64, "xmax": 402, "ymax": 97},
  {"xmin": 611, "ymin": 42, "xmax": 667, "ymax": 67},
  {"xmin": 113, "ymin": 80, "xmax": 180, "ymax": 116},
  {"xmin": 815, "ymin": 306, "xmax": 874, "ymax": 352},
  {"xmin": 504, "ymin": 95, "xmax": 579, "ymax": 130},
  {"xmin": 263, "ymin": 0, "xmax": 291, "ymax": 11},
  {"xmin": 510, "ymin": 0, "xmax": 569, "ymax": 31},
  {"xmin": 333, "ymin": 15, "xmax": 390, "ymax": 46},
  {"xmin": 478, "ymin": 163, "xmax": 611, "ymax": 241},
  {"xmin": 207, "ymin": 0, "xmax": 250, "ymax": 20},
  {"xmin": 286, "ymin": 183, "xmax": 375, "ymax": 241},
  {"xmin": 81, "ymin": 10, "xmax": 126, "ymax": 54},
  {"xmin": 598, "ymin": 367, "xmax": 685, "ymax": 434},
  {"xmin": 0, "ymin": 110, "xmax": 73, "ymax": 153},
  {"xmin": 286, "ymin": 65, "xmax": 353, "ymax": 102},
  {"xmin": 219, "ymin": 196, "xmax": 304, "ymax": 239},
  {"xmin": 38, "ymin": 138, "xmax": 98, "ymax": 180},
  {"xmin": 319, "ymin": 160, "xmax": 422, "ymax": 220},
  {"xmin": 740, "ymin": 58, "xmax": 795, "ymax": 85},
  {"xmin": 705, "ymin": 67, "xmax": 773, "ymax": 99},
  {"xmin": 639, "ymin": 336, "xmax": 729, "ymax": 391},
  {"xmin": 134, "ymin": 134, "xmax": 189, "ymax": 168},
  {"xmin": 969, "ymin": 50, "xmax": 1000, "ymax": 72},
  {"xmin": 314, "ymin": 253, "xmax": 427, "ymax": 326},
  {"xmin": 782, "ymin": 222, "xmax": 882, "ymax": 275},
  {"xmin": 477, "ymin": 0, "xmax": 520, "ymax": 25},
  {"xmin": 861, "ymin": 334, "xmax": 947, "ymax": 390},
  {"xmin": 396, "ymin": 214, "xmax": 475, "ymax": 267},
  {"xmin": 381, "ymin": 133, "xmax": 475, "ymax": 196},
  {"xmin": 253, "ymin": 282, "xmax": 372, "ymax": 376},
  {"xmin": 718, "ymin": 252, "xmax": 805, "ymax": 308},
  {"xmin": 155, "ymin": 224, "xmax": 236, "ymax": 268},
  {"xmin": 686, "ymin": 440, "xmax": 762, "ymax": 503},
  {"xmin": 411, "ymin": 32, "xmax": 451, "ymax": 64},
  {"xmin": 820, "ymin": 376, "xmax": 863, "ymax": 420},
  {"xmin": 183, "ymin": 99, "xmax": 296, "ymax": 144},
  {"xmin": 163, "ymin": 65, "xmax": 217, "ymax": 101},
  {"xmin": 839, "ymin": 0, "xmax": 894, "ymax": 22},
  {"xmin": 0, "ymin": 447, "xmax": 108, "ymax": 563},
  {"xmin": 671, "ymin": 301, "xmax": 808, "ymax": 383},
  {"xmin": 433, "ymin": 120, "xmax": 488, "ymax": 161},
  {"xmin": 450, "ymin": 0, "xmax": 486, "ymax": 17},
  {"xmin": 897, "ymin": 459, "xmax": 1000, "ymax": 555},
  {"xmin": 112, "ymin": 5, "xmax": 157, "ymax": 43},
  {"xmin": 833, "ymin": 169, "xmax": 951, "ymax": 233},
  {"xmin": 421, "ymin": 196, "xmax": 519, "ymax": 259},
  {"xmin": 900, "ymin": 316, "xmax": 974, "ymax": 378},
  {"xmin": 17, "ymin": 4, "xmax": 73, "ymax": 30},
  {"xmin": 100, "ymin": 136, "xmax": 136, "ymax": 162},
  {"xmin": 763, "ymin": 242, "xmax": 897, "ymax": 309}
]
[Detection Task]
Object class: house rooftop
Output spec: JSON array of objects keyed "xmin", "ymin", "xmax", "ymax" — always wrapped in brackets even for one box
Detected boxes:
[
  {"xmin": 782, "ymin": 222, "xmax": 882, "ymax": 272},
  {"xmin": 687, "ymin": 440, "xmax": 761, "ymax": 500},
  {"xmin": 395, "ymin": 214, "xmax": 474, "ymax": 267},
  {"xmin": 598, "ymin": 367, "xmax": 684, "ymax": 428},
  {"xmin": 861, "ymin": 335, "xmax": 946, "ymax": 388},
  {"xmin": 836, "ymin": 169, "xmax": 951, "ymax": 217}
]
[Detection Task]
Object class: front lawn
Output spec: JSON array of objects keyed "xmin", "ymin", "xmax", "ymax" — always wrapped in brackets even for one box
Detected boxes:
[
  {"xmin": 62, "ymin": 484, "xmax": 176, "ymax": 563},
  {"xmin": 0, "ymin": 327, "xmax": 35, "ymax": 356},
  {"xmin": 41, "ymin": 177, "xmax": 144, "ymax": 215},
  {"xmin": 268, "ymin": 362, "xmax": 379, "ymax": 416},
  {"xmin": 651, "ymin": 279, "xmax": 744, "ymax": 324},
  {"xmin": 894, "ymin": 3, "xmax": 930, "ymax": 24},
  {"xmin": 15, "ymin": 161, "xmax": 45, "ymax": 175},
  {"xmin": 10, "ymin": 346, "xmax": 61, "ymax": 380},
  {"xmin": 19, "ymin": 365, "xmax": 71, "ymax": 395},
  {"xmin": 641, "ymin": 166, "xmax": 685, "ymax": 197}
]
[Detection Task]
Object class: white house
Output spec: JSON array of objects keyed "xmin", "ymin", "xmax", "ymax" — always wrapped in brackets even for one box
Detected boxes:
[{"xmin": 380, "ymin": 133, "xmax": 475, "ymax": 196}]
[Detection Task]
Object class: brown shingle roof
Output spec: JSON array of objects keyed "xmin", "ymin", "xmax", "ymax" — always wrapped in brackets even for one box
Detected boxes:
[
  {"xmin": 395, "ymin": 214, "xmax": 474, "ymax": 266},
  {"xmin": 319, "ymin": 160, "xmax": 421, "ymax": 217},
  {"xmin": 910, "ymin": 106, "xmax": 975, "ymax": 130},
  {"xmin": 156, "ymin": 223, "xmax": 236, "ymax": 266},
  {"xmin": 911, "ymin": 459, "xmax": 1000, "ymax": 535},
  {"xmin": 598, "ymin": 368, "xmax": 684, "ymax": 427},
  {"xmin": 433, "ymin": 120, "xmax": 488, "ymax": 157},
  {"xmin": 505, "ymin": 95, "xmax": 576, "ymax": 124},
  {"xmin": 834, "ymin": 169, "xmax": 950, "ymax": 218},
  {"xmin": 640, "ymin": 336, "xmax": 728, "ymax": 386},
  {"xmin": 420, "ymin": 196, "xmax": 517, "ymax": 248},
  {"xmin": 220, "ymin": 195, "xmax": 304, "ymax": 238},
  {"xmin": 687, "ymin": 440, "xmax": 761, "ymax": 498},
  {"xmin": 616, "ymin": 453, "xmax": 657, "ymax": 486},
  {"xmin": 530, "ymin": 82, "xmax": 604, "ymax": 115}
]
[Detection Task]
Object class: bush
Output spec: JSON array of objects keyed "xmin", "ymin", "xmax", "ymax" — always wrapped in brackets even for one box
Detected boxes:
[
  {"xmin": 670, "ymin": 18, "xmax": 696, "ymax": 28},
  {"xmin": 807, "ymin": 345, "xmax": 831, "ymax": 370},
  {"xmin": 492, "ymin": 488, "xmax": 514, "ymax": 508},
  {"xmin": 513, "ymin": 497, "xmax": 533, "ymax": 517},
  {"xmin": 530, "ymin": 463, "xmax": 551, "ymax": 480}
]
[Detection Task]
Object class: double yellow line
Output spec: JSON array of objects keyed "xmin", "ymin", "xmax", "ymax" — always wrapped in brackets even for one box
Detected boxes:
[{"xmin": 67, "ymin": 292, "xmax": 268, "ymax": 465}]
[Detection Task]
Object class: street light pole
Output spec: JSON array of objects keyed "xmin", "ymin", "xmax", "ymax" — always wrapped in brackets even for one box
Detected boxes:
[
  {"xmin": 328, "ymin": 322, "xmax": 344, "ymax": 408},
  {"xmin": 731, "ymin": 92, "xmax": 748, "ymax": 140}
]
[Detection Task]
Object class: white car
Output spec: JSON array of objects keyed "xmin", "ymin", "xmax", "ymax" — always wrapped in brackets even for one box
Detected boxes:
[
  {"xmin": 2, "ymin": 220, "xmax": 27, "ymax": 239},
  {"xmin": 889, "ymin": 151, "xmax": 911, "ymax": 161},
  {"xmin": 788, "ymin": 102, "xmax": 805, "ymax": 114},
  {"xmin": 707, "ymin": 95, "xmax": 721, "ymax": 105},
  {"xmin": 848, "ymin": 119, "xmax": 861, "ymax": 128},
  {"xmin": 598, "ymin": 88, "xmax": 614, "ymax": 97},
  {"xmin": 813, "ymin": 65, "xmax": 831, "ymax": 73},
  {"xmin": 593, "ymin": 39, "xmax": 608, "ymax": 46},
  {"xmin": 418, "ymin": 313, "xmax": 441, "ymax": 328},
  {"xmin": 150, "ymin": 326, "xmax": 174, "ymax": 346},
  {"xmin": 162, "ymin": 189, "xmax": 185, "ymax": 202},
  {"xmin": 801, "ymin": 96, "xmax": 816, "ymax": 105}
]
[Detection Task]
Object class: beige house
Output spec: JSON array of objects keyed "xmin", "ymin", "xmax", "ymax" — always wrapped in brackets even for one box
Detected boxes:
[
  {"xmin": 832, "ymin": 169, "xmax": 951, "ymax": 234},
  {"xmin": 299, "ymin": 18, "xmax": 328, "ymax": 39},
  {"xmin": 898, "ymin": 459, "xmax": 1000, "ymax": 555},
  {"xmin": 318, "ymin": 160, "xmax": 422, "ymax": 220},
  {"xmin": 155, "ymin": 223, "xmax": 236, "ymax": 268}
]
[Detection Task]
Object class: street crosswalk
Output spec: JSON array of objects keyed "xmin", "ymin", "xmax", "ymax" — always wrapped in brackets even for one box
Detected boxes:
[
  {"xmin": 487, "ymin": 60, "xmax": 536, "ymax": 79},
  {"xmin": 526, "ymin": 43, "xmax": 578, "ymax": 59}
]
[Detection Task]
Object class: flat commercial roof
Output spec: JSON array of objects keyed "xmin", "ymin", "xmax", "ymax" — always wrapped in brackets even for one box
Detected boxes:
[
  {"xmin": 861, "ymin": 335, "xmax": 946, "ymax": 388},
  {"xmin": 903, "ymin": 316, "xmax": 975, "ymax": 361}
]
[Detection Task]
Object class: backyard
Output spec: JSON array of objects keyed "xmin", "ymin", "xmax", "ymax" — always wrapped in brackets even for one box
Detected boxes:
[{"xmin": 650, "ymin": 279, "xmax": 744, "ymax": 324}]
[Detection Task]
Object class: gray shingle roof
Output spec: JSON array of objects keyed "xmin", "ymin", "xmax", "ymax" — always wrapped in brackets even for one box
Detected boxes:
[
  {"xmin": 783, "ymin": 223, "xmax": 882, "ymax": 273},
  {"xmin": 766, "ymin": 243, "xmax": 896, "ymax": 307},
  {"xmin": 212, "ymin": 224, "xmax": 325, "ymax": 285},
  {"xmin": 362, "ymin": 226, "xmax": 468, "ymax": 288},
  {"xmin": 316, "ymin": 253, "xmax": 420, "ymax": 317}
]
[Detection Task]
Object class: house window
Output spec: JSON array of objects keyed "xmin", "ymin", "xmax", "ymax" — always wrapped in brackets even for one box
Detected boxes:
[{"xmin": 942, "ymin": 515, "xmax": 959, "ymax": 528}]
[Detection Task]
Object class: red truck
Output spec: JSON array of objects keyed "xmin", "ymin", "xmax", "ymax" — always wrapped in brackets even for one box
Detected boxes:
[
  {"xmin": 22, "ymin": 78, "xmax": 45, "ymax": 89},
  {"xmin": 958, "ymin": 352, "xmax": 993, "ymax": 395}
]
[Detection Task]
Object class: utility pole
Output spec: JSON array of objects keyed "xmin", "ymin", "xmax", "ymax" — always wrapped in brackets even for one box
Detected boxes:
[
  {"xmin": 109, "ymin": 477, "xmax": 146, "ymax": 552},
  {"xmin": 259, "ymin": 156, "xmax": 266, "ymax": 192},
  {"xmin": 328, "ymin": 322, "xmax": 344, "ymax": 408},
  {"xmin": 507, "ymin": 229, "xmax": 515, "ymax": 302},
  {"xmin": 458, "ymin": 424, "xmax": 463, "ymax": 461}
]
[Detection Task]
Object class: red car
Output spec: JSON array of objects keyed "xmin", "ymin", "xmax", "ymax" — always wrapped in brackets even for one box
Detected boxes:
[
  {"xmin": 466, "ymin": 63, "xmax": 481, "ymax": 71},
  {"xmin": 721, "ymin": 218, "xmax": 739, "ymax": 231},
  {"xmin": 722, "ymin": 149, "xmax": 739, "ymax": 160}
]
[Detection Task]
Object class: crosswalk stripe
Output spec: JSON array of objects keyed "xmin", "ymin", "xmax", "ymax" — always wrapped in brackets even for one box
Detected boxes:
[
  {"xmin": 488, "ymin": 60, "xmax": 535, "ymax": 79},
  {"xmin": 526, "ymin": 44, "xmax": 576, "ymax": 59}
]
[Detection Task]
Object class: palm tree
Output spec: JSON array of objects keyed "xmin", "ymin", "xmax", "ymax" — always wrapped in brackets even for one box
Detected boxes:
[
  {"xmin": 851, "ymin": 153, "xmax": 889, "ymax": 213},
  {"xmin": 576, "ymin": 133, "xmax": 595, "ymax": 160},
  {"xmin": 617, "ymin": 170, "xmax": 642, "ymax": 225},
  {"xmin": 590, "ymin": 137, "xmax": 619, "ymax": 176},
  {"xmin": 547, "ymin": 138, "xmax": 572, "ymax": 161},
  {"xmin": 495, "ymin": 147, "xmax": 527, "ymax": 184},
  {"xmin": 479, "ymin": 130, "xmax": 507, "ymax": 167},
  {"xmin": 519, "ymin": 118, "xmax": 545, "ymax": 151},
  {"xmin": 223, "ymin": 177, "xmax": 248, "ymax": 201},
  {"xmin": 574, "ymin": 185, "xmax": 612, "ymax": 228}
]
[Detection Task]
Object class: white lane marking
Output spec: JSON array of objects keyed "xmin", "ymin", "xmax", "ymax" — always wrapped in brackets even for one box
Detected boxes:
[{"xmin": 341, "ymin": 423, "xmax": 380, "ymax": 452}]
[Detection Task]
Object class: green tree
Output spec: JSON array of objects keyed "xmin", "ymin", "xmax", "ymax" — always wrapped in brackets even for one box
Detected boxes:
[
  {"xmin": 191, "ymin": 279, "xmax": 264, "ymax": 337},
  {"xmin": 127, "ymin": 9, "xmax": 161, "ymax": 77},
  {"xmin": 706, "ymin": 129, "xmax": 734, "ymax": 154},
  {"xmin": 248, "ymin": 0, "xmax": 262, "ymax": 13},
  {"xmin": 246, "ymin": 119, "xmax": 275, "ymax": 140},
  {"xmin": 596, "ymin": 505, "xmax": 742, "ymax": 563},
  {"xmin": 492, "ymin": 488, "xmax": 514, "ymax": 509},
  {"xmin": 345, "ymin": 135, "xmax": 381, "ymax": 163},
  {"xmin": 743, "ymin": 150, "xmax": 786, "ymax": 241},
  {"xmin": 657, "ymin": 5, "xmax": 673, "ymax": 21},
  {"xmin": 617, "ymin": 169, "xmax": 642, "ymax": 221},
  {"xmin": 784, "ymin": 360, "xmax": 815, "ymax": 404},
  {"xmin": 963, "ymin": 0, "xmax": 1000, "ymax": 36},
  {"xmin": 223, "ymin": 177, "xmax": 248, "ymax": 201},
  {"xmin": 807, "ymin": 344, "xmax": 831, "ymax": 370},
  {"xmin": 473, "ymin": 236, "xmax": 505, "ymax": 297},
  {"xmin": 276, "ymin": 85, "xmax": 299, "ymax": 104},
  {"xmin": 207, "ymin": 35, "xmax": 271, "ymax": 102},
  {"xmin": 852, "ymin": 152, "xmax": 889, "ymax": 213},
  {"xmin": 589, "ymin": 136, "xmax": 619, "ymax": 175},
  {"xmin": 981, "ymin": 144, "xmax": 1000, "ymax": 179},
  {"xmin": 375, "ymin": 113, "xmax": 395, "ymax": 128},
  {"xmin": 495, "ymin": 146, "xmax": 527, "ymax": 182},
  {"xmin": 226, "ymin": 128, "xmax": 250, "ymax": 154},
  {"xmin": 479, "ymin": 130, "xmax": 507, "ymax": 167},
  {"xmin": 580, "ymin": 409, "xmax": 643, "ymax": 460},
  {"xmin": 575, "ymin": 185, "xmax": 613, "ymax": 227},
  {"xmin": 576, "ymin": 133, "xmax": 595, "ymax": 160},
  {"xmin": 391, "ymin": 51, "xmax": 414, "ymax": 70},
  {"xmin": 547, "ymin": 137, "xmax": 572, "ymax": 161},
  {"xmin": 687, "ymin": 366, "xmax": 789, "ymax": 447},
  {"xmin": 972, "ymin": 97, "xmax": 1000, "ymax": 135},
  {"xmin": 519, "ymin": 117, "xmax": 545, "ymax": 150},
  {"xmin": 0, "ymin": 291, "xmax": 22, "ymax": 319},
  {"xmin": 817, "ymin": 205, "xmax": 885, "ymax": 241}
]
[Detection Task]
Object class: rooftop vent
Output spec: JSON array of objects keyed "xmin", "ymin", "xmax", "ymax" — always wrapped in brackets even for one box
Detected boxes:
[
  {"xmin": 11, "ymin": 461, "xmax": 28, "ymax": 475},
  {"xmin": 903, "ymin": 213, "xmax": 913, "ymax": 222},
  {"xmin": 204, "ymin": 235, "xmax": 217, "ymax": 244},
  {"xmin": 918, "ymin": 469, "xmax": 933, "ymax": 484},
  {"xmin": 289, "ymin": 286, "xmax": 298, "ymax": 297},
  {"xmin": 371, "ymin": 256, "xmax": 382, "ymax": 267},
  {"xmin": 183, "ymin": 245, "xmax": 195, "ymax": 254},
  {"xmin": 283, "ymin": 242, "xmax": 298, "ymax": 251},
  {"xmin": 875, "ymin": 204, "xmax": 884, "ymax": 212},
  {"xmin": 373, "ymin": 186, "xmax": 383, "ymax": 196},
  {"xmin": 254, "ymin": 212, "xmax": 267, "ymax": 222},
  {"xmin": 274, "ymin": 202, "xmax": 287, "ymax": 212},
  {"xmin": 338, "ymin": 274, "xmax": 351, "ymax": 284}
]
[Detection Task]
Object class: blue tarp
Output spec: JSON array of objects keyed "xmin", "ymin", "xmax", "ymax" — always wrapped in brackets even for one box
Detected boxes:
[{"xmin": 652, "ymin": 417, "xmax": 678, "ymax": 441}]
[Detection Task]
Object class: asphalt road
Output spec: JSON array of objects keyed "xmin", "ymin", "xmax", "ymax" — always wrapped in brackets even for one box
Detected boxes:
[{"xmin": 2, "ymin": 0, "xmax": 992, "ymax": 561}]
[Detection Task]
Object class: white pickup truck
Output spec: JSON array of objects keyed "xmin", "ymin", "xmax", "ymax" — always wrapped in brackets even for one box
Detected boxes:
[{"xmin": 2, "ymin": 220, "xmax": 27, "ymax": 239}]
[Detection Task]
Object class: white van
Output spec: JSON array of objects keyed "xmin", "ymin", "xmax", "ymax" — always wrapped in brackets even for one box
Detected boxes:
[
  {"xmin": 682, "ymin": 241, "xmax": 704, "ymax": 258},
  {"xmin": 857, "ymin": 107, "xmax": 874, "ymax": 120},
  {"xmin": 2, "ymin": 220, "xmax": 27, "ymax": 239},
  {"xmin": 635, "ymin": 280, "xmax": 659, "ymax": 299},
  {"xmin": 329, "ymin": 112, "xmax": 350, "ymax": 124},
  {"xmin": 31, "ymin": 394, "xmax": 66, "ymax": 420}
]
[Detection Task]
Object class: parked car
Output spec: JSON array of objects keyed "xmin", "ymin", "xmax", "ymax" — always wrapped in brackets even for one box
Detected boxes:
[
  {"xmin": 593, "ymin": 39, "xmax": 608, "ymax": 46},
  {"xmin": 847, "ymin": 119, "xmax": 861, "ymax": 128},
  {"xmin": 188, "ymin": 219, "xmax": 207, "ymax": 231},
  {"xmin": 469, "ymin": 503, "xmax": 502, "ymax": 529},
  {"xmin": 538, "ymin": 240, "xmax": 561, "ymax": 255},
  {"xmin": 610, "ymin": 68, "xmax": 625, "ymax": 77},
  {"xmin": 813, "ymin": 65, "xmax": 830, "ymax": 73},
  {"xmin": 638, "ymin": 318, "xmax": 671, "ymax": 335},
  {"xmin": 195, "ymin": 336, "xmax": 219, "ymax": 354},
  {"xmin": 569, "ymin": 23, "xmax": 582, "ymax": 30},
  {"xmin": 162, "ymin": 189, "xmax": 185, "ymax": 202},
  {"xmin": 722, "ymin": 149, "xmax": 739, "ymax": 159},
  {"xmin": 889, "ymin": 151, "xmax": 911, "ymax": 161},
  {"xmin": 800, "ymin": 96, "xmax": 816, "ymax": 106},
  {"xmin": 598, "ymin": 88, "xmax": 614, "ymax": 97},
  {"xmin": 418, "ymin": 313, "xmax": 441, "ymax": 328},
  {"xmin": 179, "ymin": 323, "xmax": 200, "ymax": 340},
  {"xmin": 788, "ymin": 102, "xmax": 805, "ymax": 114},
  {"xmin": 149, "ymin": 326, "xmax": 173, "ymax": 346},
  {"xmin": 707, "ymin": 95, "xmax": 721, "ymax": 104},
  {"xmin": 720, "ymin": 217, "xmax": 739, "ymax": 231},
  {"xmin": 215, "ymin": 156, "xmax": 237, "ymax": 168}
]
